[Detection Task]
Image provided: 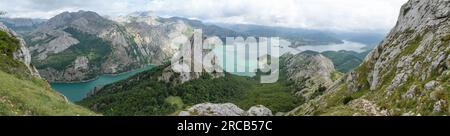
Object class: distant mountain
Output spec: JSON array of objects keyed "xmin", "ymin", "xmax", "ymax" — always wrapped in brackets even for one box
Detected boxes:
[
  {"xmin": 26, "ymin": 11, "xmax": 192, "ymax": 82},
  {"xmin": 159, "ymin": 17, "xmax": 246, "ymax": 39},
  {"xmin": 0, "ymin": 17, "xmax": 46, "ymax": 36},
  {"xmin": 330, "ymin": 31, "xmax": 386, "ymax": 47},
  {"xmin": 217, "ymin": 23, "xmax": 343, "ymax": 46}
]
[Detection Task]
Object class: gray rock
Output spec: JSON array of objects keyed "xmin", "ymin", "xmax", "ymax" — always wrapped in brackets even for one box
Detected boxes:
[
  {"xmin": 403, "ymin": 85, "xmax": 417, "ymax": 99},
  {"xmin": 178, "ymin": 103, "xmax": 273, "ymax": 116},
  {"xmin": 246, "ymin": 105, "xmax": 273, "ymax": 116},
  {"xmin": 281, "ymin": 52, "xmax": 335, "ymax": 99},
  {"xmin": 180, "ymin": 103, "xmax": 245, "ymax": 116},
  {"xmin": 433, "ymin": 100, "xmax": 447, "ymax": 113},
  {"xmin": 424, "ymin": 80, "xmax": 439, "ymax": 90},
  {"xmin": 178, "ymin": 111, "xmax": 190, "ymax": 116}
]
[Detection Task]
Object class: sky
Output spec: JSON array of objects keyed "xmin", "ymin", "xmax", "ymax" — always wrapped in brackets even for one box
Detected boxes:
[{"xmin": 0, "ymin": 0, "xmax": 408, "ymax": 32}]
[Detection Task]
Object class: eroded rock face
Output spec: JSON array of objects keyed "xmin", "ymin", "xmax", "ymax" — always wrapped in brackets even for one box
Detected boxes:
[
  {"xmin": 27, "ymin": 11, "xmax": 193, "ymax": 82},
  {"xmin": 288, "ymin": 0, "xmax": 450, "ymax": 116},
  {"xmin": 38, "ymin": 56, "xmax": 91, "ymax": 82},
  {"xmin": 158, "ymin": 31, "xmax": 225, "ymax": 84},
  {"xmin": 0, "ymin": 22, "xmax": 40, "ymax": 77},
  {"xmin": 179, "ymin": 103, "xmax": 273, "ymax": 116},
  {"xmin": 281, "ymin": 52, "xmax": 336, "ymax": 100}
]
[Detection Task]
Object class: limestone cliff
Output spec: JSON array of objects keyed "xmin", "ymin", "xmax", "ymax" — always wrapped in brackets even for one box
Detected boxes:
[
  {"xmin": 0, "ymin": 22, "xmax": 40, "ymax": 77},
  {"xmin": 280, "ymin": 51, "xmax": 338, "ymax": 100},
  {"xmin": 288, "ymin": 0, "xmax": 449, "ymax": 116}
]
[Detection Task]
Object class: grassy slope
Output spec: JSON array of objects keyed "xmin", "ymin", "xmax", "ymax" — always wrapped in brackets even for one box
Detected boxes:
[
  {"xmin": 0, "ymin": 71, "xmax": 98, "ymax": 115},
  {"xmin": 0, "ymin": 29, "xmax": 97, "ymax": 116}
]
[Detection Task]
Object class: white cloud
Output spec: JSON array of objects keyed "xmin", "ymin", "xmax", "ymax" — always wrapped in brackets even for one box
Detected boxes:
[
  {"xmin": 148, "ymin": 0, "xmax": 409, "ymax": 32},
  {"xmin": 0, "ymin": 0, "xmax": 151, "ymax": 19},
  {"xmin": 0, "ymin": 0, "xmax": 409, "ymax": 32}
]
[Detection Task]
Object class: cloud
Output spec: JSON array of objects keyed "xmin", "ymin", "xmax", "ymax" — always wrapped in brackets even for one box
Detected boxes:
[
  {"xmin": 148, "ymin": 0, "xmax": 409, "ymax": 32},
  {"xmin": 0, "ymin": 0, "xmax": 151, "ymax": 18},
  {"xmin": 0, "ymin": 0, "xmax": 409, "ymax": 32}
]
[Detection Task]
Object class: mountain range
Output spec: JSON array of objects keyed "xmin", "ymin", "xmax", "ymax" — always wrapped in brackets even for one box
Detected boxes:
[{"xmin": 7, "ymin": 10, "xmax": 361, "ymax": 82}]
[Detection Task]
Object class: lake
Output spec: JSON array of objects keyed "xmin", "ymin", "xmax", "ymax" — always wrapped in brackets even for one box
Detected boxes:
[
  {"xmin": 51, "ymin": 65, "xmax": 155, "ymax": 102},
  {"xmin": 212, "ymin": 39, "xmax": 368, "ymax": 76}
]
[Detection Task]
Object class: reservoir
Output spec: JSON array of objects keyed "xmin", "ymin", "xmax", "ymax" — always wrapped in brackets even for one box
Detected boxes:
[{"xmin": 51, "ymin": 65, "xmax": 155, "ymax": 102}]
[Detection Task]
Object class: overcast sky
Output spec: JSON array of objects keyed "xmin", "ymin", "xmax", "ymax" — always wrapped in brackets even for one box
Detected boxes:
[{"xmin": 0, "ymin": 0, "xmax": 408, "ymax": 32}]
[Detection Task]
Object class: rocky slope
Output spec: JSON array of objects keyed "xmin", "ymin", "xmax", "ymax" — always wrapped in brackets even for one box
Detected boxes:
[
  {"xmin": 0, "ymin": 23, "xmax": 97, "ymax": 115},
  {"xmin": 26, "ymin": 11, "xmax": 192, "ymax": 82},
  {"xmin": 288, "ymin": 0, "xmax": 449, "ymax": 116},
  {"xmin": 0, "ymin": 22, "xmax": 40, "ymax": 78},
  {"xmin": 280, "ymin": 51, "xmax": 338, "ymax": 100}
]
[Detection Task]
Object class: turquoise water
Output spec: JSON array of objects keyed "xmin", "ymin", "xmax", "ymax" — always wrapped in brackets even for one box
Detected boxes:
[{"xmin": 51, "ymin": 65, "xmax": 155, "ymax": 102}]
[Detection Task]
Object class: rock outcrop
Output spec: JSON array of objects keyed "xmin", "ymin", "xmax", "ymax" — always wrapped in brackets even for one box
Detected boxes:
[
  {"xmin": 280, "ymin": 51, "xmax": 337, "ymax": 100},
  {"xmin": 0, "ymin": 22, "xmax": 40, "ymax": 77},
  {"xmin": 288, "ymin": 0, "xmax": 449, "ymax": 116},
  {"xmin": 178, "ymin": 103, "xmax": 273, "ymax": 116}
]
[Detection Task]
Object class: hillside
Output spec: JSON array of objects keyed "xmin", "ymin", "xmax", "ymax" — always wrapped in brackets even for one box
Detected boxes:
[
  {"xmin": 78, "ymin": 33, "xmax": 339, "ymax": 115},
  {"xmin": 25, "ymin": 11, "xmax": 193, "ymax": 82},
  {"xmin": 322, "ymin": 50, "xmax": 370, "ymax": 73},
  {"xmin": 288, "ymin": 0, "xmax": 449, "ymax": 116},
  {"xmin": 0, "ymin": 22, "xmax": 97, "ymax": 115}
]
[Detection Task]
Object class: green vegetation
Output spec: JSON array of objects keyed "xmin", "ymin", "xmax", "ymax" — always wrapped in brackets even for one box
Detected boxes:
[
  {"xmin": 0, "ymin": 71, "xmax": 98, "ymax": 115},
  {"xmin": 0, "ymin": 30, "xmax": 33, "ymax": 79},
  {"xmin": 34, "ymin": 27, "xmax": 112, "ymax": 70},
  {"xmin": 79, "ymin": 65, "xmax": 303, "ymax": 115},
  {"xmin": 322, "ymin": 50, "xmax": 369, "ymax": 73},
  {"xmin": 0, "ymin": 29, "xmax": 97, "ymax": 115},
  {"xmin": 0, "ymin": 31, "xmax": 19, "ymax": 56}
]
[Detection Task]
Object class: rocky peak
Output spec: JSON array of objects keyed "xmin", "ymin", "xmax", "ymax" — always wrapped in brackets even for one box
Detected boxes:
[
  {"xmin": 158, "ymin": 30, "xmax": 224, "ymax": 84},
  {"xmin": 394, "ymin": 0, "xmax": 449, "ymax": 32},
  {"xmin": 113, "ymin": 11, "xmax": 159, "ymax": 25},
  {"xmin": 42, "ymin": 10, "xmax": 115, "ymax": 34},
  {"xmin": 354, "ymin": 0, "xmax": 449, "ymax": 92},
  {"xmin": 281, "ymin": 51, "xmax": 336, "ymax": 100}
]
